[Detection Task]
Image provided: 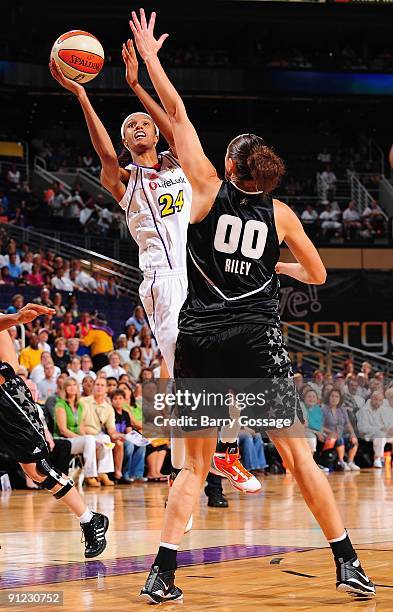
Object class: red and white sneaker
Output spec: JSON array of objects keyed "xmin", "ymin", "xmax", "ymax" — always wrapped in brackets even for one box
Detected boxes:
[
  {"xmin": 168, "ymin": 471, "xmax": 193, "ymax": 533},
  {"xmin": 211, "ymin": 451, "xmax": 262, "ymax": 493}
]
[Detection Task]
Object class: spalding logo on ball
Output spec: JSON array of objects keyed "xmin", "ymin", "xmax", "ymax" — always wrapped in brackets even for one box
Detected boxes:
[{"xmin": 51, "ymin": 30, "xmax": 104, "ymax": 83}]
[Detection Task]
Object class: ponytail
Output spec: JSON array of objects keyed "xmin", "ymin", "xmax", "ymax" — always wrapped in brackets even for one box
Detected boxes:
[{"xmin": 228, "ymin": 134, "xmax": 285, "ymax": 193}]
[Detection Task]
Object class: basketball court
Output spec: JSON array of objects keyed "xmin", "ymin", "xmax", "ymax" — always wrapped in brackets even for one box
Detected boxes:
[{"xmin": 1, "ymin": 470, "xmax": 391, "ymax": 610}]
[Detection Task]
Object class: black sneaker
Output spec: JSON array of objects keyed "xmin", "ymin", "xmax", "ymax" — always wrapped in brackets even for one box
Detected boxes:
[
  {"xmin": 207, "ymin": 491, "xmax": 229, "ymax": 508},
  {"xmin": 80, "ymin": 512, "xmax": 109, "ymax": 558},
  {"xmin": 336, "ymin": 556, "xmax": 376, "ymax": 598},
  {"xmin": 140, "ymin": 565, "xmax": 183, "ymax": 604}
]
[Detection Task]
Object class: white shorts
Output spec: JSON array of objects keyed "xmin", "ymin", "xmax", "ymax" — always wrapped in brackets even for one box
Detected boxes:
[{"xmin": 139, "ymin": 269, "xmax": 188, "ymax": 376}]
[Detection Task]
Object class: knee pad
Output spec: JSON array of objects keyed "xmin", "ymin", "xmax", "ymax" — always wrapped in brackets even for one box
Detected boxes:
[{"xmin": 35, "ymin": 458, "xmax": 74, "ymax": 500}]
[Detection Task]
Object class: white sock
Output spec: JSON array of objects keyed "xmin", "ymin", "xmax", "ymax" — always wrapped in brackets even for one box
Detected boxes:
[
  {"xmin": 328, "ymin": 530, "xmax": 347, "ymax": 544},
  {"xmin": 78, "ymin": 508, "xmax": 94, "ymax": 524},
  {"xmin": 170, "ymin": 437, "xmax": 186, "ymax": 470},
  {"xmin": 159, "ymin": 541, "xmax": 179, "ymax": 551}
]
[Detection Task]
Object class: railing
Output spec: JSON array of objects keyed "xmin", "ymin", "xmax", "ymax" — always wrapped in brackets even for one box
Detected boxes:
[
  {"xmin": 349, "ymin": 173, "xmax": 374, "ymax": 214},
  {"xmin": 34, "ymin": 156, "xmax": 72, "ymax": 196},
  {"xmin": 1, "ymin": 223, "xmax": 141, "ymax": 299},
  {"xmin": 283, "ymin": 322, "xmax": 393, "ymax": 375}
]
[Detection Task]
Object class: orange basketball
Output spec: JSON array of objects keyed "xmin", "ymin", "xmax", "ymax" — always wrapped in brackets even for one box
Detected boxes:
[{"xmin": 50, "ymin": 30, "xmax": 104, "ymax": 84}]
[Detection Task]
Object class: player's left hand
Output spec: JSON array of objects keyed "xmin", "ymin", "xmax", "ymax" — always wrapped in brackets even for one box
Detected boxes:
[
  {"xmin": 16, "ymin": 304, "xmax": 56, "ymax": 325},
  {"xmin": 129, "ymin": 8, "xmax": 169, "ymax": 62},
  {"xmin": 122, "ymin": 39, "xmax": 139, "ymax": 89}
]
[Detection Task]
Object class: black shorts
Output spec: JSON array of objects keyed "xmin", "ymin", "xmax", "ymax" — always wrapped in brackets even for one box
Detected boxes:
[
  {"xmin": 0, "ymin": 375, "xmax": 49, "ymax": 463},
  {"xmin": 174, "ymin": 323, "xmax": 303, "ymax": 432}
]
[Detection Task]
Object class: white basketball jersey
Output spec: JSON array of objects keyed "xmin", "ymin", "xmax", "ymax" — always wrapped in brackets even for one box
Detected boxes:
[{"xmin": 118, "ymin": 150, "xmax": 191, "ymax": 273}]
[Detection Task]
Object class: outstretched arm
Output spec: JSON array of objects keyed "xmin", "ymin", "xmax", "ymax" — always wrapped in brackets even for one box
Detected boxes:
[
  {"xmin": 49, "ymin": 60, "xmax": 127, "ymax": 202},
  {"xmin": 274, "ymin": 200, "xmax": 326, "ymax": 285},
  {"xmin": 129, "ymin": 10, "xmax": 221, "ymax": 199},
  {"xmin": 122, "ymin": 39, "xmax": 176, "ymax": 153},
  {"xmin": 0, "ymin": 304, "xmax": 56, "ymax": 332}
]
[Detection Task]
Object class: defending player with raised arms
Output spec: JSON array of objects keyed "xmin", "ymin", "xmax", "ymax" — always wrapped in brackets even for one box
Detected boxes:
[{"xmin": 129, "ymin": 8, "xmax": 375, "ymax": 604}]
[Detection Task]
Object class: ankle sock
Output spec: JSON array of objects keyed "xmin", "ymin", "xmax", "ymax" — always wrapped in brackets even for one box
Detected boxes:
[
  {"xmin": 216, "ymin": 440, "xmax": 238, "ymax": 455},
  {"xmin": 153, "ymin": 543, "xmax": 179, "ymax": 572},
  {"xmin": 328, "ymin": 530, "xmax": 356, "ymax": 564}
]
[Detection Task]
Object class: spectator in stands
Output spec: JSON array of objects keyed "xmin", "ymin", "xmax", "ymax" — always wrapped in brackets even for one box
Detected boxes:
[
  {"xmin": 333, "ymin": 372, "xmax": 346, "ymax": 393},
  {"xmin": 38, "ymin": 328, "xmax": 51, "ymax": 352},
  {"xmin": 53, "ymin": 292, "xmax": 66, "ymax": 318},
  {"xmin": 26, "ymin": 263, "xmax": 43, "ymax": 286},
  {"xmin": 238, "ymin": 430, "xmax": 267, "ymax": 473},
  {"xmin": 37, "ymin": 362, "xmax": 58, "ymax": 402},
  {"xmin": 0, "ymin": 266, "xmax": 13, "ymax": 285},
  {"xmin": 323, "ymin": 388, "xmax": 360, "ymax": 471},
  {"xmin": 66, "ymin": 337, "xmax": 80, "ymax": 360},
  {"xmin": 6, "ymin": 294, "xmax": 24, "ymax": 314},
  {"xmin": 8, "ymin": 325, "xmax": 22, "ymax": 354},
  {"xmin": 30, "ymin": 351, "xmax": 60, "ymax": 384},
  {"xmin": 102, "ymin": 351, "xmax": 126, "ymax": 380},
  {"xmin": 7, "ymin": 253, "xmax": 21, "ymax": 279},
  {"xmin": 126, "ymin": 324, "xmax": 140, "ymax": 350},
  {"xmin": 58, "ymin": 313, "xmax": 76, "ymax": 339},
  {"xmin": 302, "ymin": 388, "xmax": 325, "ymax": 455},
  {"xmin": 118, "ymin": 381, "xmax": 142, "ymax": 431},
  {"xmin": 19, "ymin": 333, "xmax": 43, "ymax": 372},
  {"xmin": 82, "ymin": 313, "xmax": 114, "ymax": 371},
  {"xmin": 76, "ymin": 312, "xmax": 92, "ymax": 338},
  {"xmin": 320, "ymin": 165, "xmax": 337, "ymax": 198},
  {"xmin": 293, "ymin": 372, "xmax": 304, "ymax": 391},
  {"xmin": 48, "ymin": 184, "xmax": 65, "ymax": 217},
  {"xmin": 125, "ymin": 305, "xmax": 147, "ymax": 332},
  {"xmin": 79, "ymin": 377, "xmax": 120, "ymax": 486},
  {"xmin": 34, "ymin": 287, "xmax": 54, "ymax": 308},
  {"xmin": 107, "ymin": 277, "xmax": 119, "ymax": 297},
  {"xmin": 67, "ymin": 295, "xmax": 79, "ymax": 319},
  {"xmin": 361, "ymin": 361, "xmax": 372, "ymax": 379},
  {"xmin": 20, "ymin": 251, "xmax": 33, "ymax": 275},
  {"xmin": 44, "ymin": 371, "xmax": 67, "ymax": 430},
  {"xmin": 362, "ymin": 200, "xmax": 386, "ymax": 237},
  {"xmin": 141, "ymin": 380, "xmax": 168, "ymax": 481},
  {"xmin": 80, "ymin": 355, "xmax": 96, "ymax": 380},
  {"xmin": 106, "ymin": 377, "xmax": 118, "ymax": 395},
  {"xmin": 67, "ymin": 356, "xmax": 84, "ymax": 388},
  {"xmin": 52, "ymin": 336, "xmax": 70, "ymax": 371},
  {"xmin": 111, "ymin": 389, "xmax": 147, "ymax": 483},
  {"xmin": 343, "ymin": 202, "xmax": 362, "ymax": 240},
  {"xmin": 6, "ymin": 163, "xmax": 21, "ymax": 189},
  {"xmin": 140, "ymin": 334, "xmax": 157, "ymax": 368},
  {"xmin": 54, "ymin": 377, "xmax": 102, "ymax": 487},
  {"xmin": 319, "ymin": 203, "xmax": 342, "ymax": 238},
  {"xmin": 116, "ymin": 334, "xmax": 132, "ymax": 367},
  {"xmin": 51, "ymin": 268, "xmax": 74, "ymax": 291},
  {"xmin": 308, "ymin": 370, "xmax": 324, "ymax": 400},
  {"xmin": 82, "ymin": 375, "xmax": 95, "ymax": 397},
  {"xmin": 343, "ymin": 375, "xmax": 365, "ymax": 412},
  {"xmin": 300, "ymin": 204, "xmax": 319, "ymax": 238},
  {"xmin": 317, "ymin": 148, "xmax": 331, "ymax": 166},
  {"xmin": 356, "ymin": 372, "xmax": 370, "ymax": 400},
  {"xmin": 357, "ymin": 390, "xmax": 388, "ymax": 468}
]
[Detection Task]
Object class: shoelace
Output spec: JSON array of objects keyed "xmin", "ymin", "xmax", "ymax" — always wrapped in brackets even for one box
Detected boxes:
[
  {"xmin": 224, "ymin": 450, "xmax": 251, "ymax": 477},
  {"xmin": 80, "ymin": 520, "xmax": 95, "ymax": 545}
]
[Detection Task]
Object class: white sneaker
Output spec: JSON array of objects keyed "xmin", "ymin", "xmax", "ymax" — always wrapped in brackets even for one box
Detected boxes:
[
  {"xmin": 339, "ymin": 461, "xmax": 351, "ymax": 472},
  {"xmin": 373, "ymin": 458, "xmax": 383, "ymax": 469},
  {"xmin": 184, "ymin": 515, "xmax": 193, "ymax": 534},
  {"xmin": 348, "ymin": 461, "xmax": 360, "ymax": 471},
  {"xmin": 318, "ymin": 464, "xmax": 330, "ymax": 473}
]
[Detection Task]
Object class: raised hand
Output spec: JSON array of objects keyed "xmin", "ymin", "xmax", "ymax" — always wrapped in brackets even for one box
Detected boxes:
[
  {"xmin": 49, "ymin": 58, "xmax": 85, "ymax": 97},
  {"xmin": 129, "ymin": 8, "xmax": 168, "ymax": 62},
  {"xmin": 122, "ymin": 39, "xmax": 139, "ymax": 89},
  {"xmin": 16, "ymin": 304, "xmax": 56, "ymax": 325}
]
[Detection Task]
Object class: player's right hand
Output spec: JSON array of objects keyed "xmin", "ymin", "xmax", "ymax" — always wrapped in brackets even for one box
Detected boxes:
[
  {"xmin": 122, "ymin": 39, "xmax": 139, "ymax": 89},
  {"xmin": 16, "ymin": 304, "xmax": 56, "ymax": 325},
  {"xmin": 49, "ymin": 58, "xmax": 85, "ymax": 97}
]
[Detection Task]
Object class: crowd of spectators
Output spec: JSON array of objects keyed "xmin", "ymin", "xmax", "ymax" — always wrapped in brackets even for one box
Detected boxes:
[
  {"xmin": 0, "ymin": 230, "xmax": 120, "ymax": 295},
  {"xmin": 297, "ymin": 361, "xmax": 393, "ymax": 472}
]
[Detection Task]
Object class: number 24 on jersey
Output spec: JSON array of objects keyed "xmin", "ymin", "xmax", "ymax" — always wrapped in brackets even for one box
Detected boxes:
[{"xmin": 159, "ymin": 190, "xmax": 185, "ymax": 217}]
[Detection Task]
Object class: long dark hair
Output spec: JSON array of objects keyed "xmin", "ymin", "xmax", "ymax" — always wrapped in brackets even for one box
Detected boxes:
[{"xmin": 227, "ymin": 134, "xmax": 285, "ymax": 193}]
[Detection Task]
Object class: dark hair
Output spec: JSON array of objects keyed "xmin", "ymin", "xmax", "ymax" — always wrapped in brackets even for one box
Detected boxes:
[
  {"xmin": 326, "ymin": 387, "xmax": 342, "ymax": 407},
  {"xmin": 110, "ymin": 389, "xmax": 125, "ymax": 400},
  {"xmin": 118, "ymin": 147, "xmax": 132, "ymax": 168},
  {"xmin": 106, "ymin": 376, "xmax": 118, "ymax": 384},
  {"xmin": 227, "ymin": 134, "xmax": 285, "ymax": 193}
]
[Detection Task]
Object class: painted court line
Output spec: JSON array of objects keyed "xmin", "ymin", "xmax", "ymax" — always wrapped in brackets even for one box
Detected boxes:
[{"xmin": 0, "ymin": 545, "xmax": 309, "ymax": 589}]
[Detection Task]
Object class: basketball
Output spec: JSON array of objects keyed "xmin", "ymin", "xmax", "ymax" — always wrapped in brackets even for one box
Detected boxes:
[{"xmin": 50, "ymin": 30, "xmax": 104, "ymax": 84}]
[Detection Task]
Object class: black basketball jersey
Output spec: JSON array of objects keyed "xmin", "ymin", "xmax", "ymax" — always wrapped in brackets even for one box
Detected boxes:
[{"xmin": 178, "ymin": 180, "xmax": 281, "ymax": 335}]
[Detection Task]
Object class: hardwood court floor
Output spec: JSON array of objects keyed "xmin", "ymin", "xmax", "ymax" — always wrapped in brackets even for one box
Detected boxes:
[{"xmin": 1, "ymin": 469, "xmax": 393, "ymax": 611}]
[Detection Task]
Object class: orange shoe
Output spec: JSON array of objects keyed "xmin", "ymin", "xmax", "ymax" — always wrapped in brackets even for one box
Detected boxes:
[
  {"xmin": 85, "ymin": 477, "xmax": 101, "ymax": 488},
  {"xmin": 211, "ymin": 451, "xmax": 262, "ymax": 493},
  {"xmin": 98, "ymin": 473, "xmax": 115, "ymax": 487}
]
